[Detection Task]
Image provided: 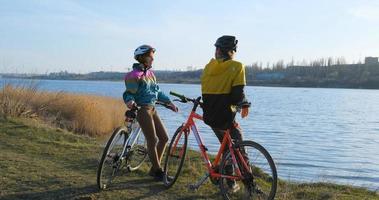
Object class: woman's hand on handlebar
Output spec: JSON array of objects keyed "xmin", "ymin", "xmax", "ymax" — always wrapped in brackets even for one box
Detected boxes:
[
  {"xmin": 125, "ymin": 108, "xmax": 137, "ymax": 122},
  {"xmin": 167, "ymin": 102, "xmax": 179, "ymax": 112},
  {"xmin": 125, "ymin": 101, "xmax": 138, "ymax": 122},
  {"xmin": 156, "ymin": 101, "xmax": 179, "ymax": 112}
]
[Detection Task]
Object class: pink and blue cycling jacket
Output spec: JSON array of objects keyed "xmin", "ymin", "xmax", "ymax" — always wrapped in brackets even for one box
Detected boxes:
[{"xmin": 123, "ymin": 63, "xmax": 170, "ymax": 106}]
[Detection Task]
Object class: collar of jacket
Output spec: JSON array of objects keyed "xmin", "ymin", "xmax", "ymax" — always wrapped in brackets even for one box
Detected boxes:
[{"xmin": 132, "ymin": 63, "xmax": 152, "ymax": 73}]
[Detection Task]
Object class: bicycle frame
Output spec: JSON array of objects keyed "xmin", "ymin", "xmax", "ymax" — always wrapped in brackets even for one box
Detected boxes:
[
  {"xmin": 120, "ymin": 102, "xmax": 171, "ymax": 158},
  {"xmin": 120, "ymin": 120, "xmax": 142, "ymax": 158},
  {"xmin": 172, "ymin": 109, "xmax": 251, "ymax": 181}
]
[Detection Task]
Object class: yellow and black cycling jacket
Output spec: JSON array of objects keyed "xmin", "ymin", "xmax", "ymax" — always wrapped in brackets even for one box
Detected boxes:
[{"xmin": 201, "ymin": 58, "xmax": 247, "ymax": 129}]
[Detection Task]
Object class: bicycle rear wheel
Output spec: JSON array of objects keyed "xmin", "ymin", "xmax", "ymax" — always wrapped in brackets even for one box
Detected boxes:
[
  {"xmin": 219, "ymin": 140, "xmax": 277, "ymax": 200},
  {"xmin": 97, "ymin": 127, "xmax": 128, "ymax": 190},
  {"xmin": 163, "ymin": 125, "xmax": 188, "ymax": 188}
]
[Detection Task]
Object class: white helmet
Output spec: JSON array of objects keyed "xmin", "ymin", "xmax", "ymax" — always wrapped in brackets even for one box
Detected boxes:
[{"xmin": 134, "ymin": 45, "xmax": 155, "ymax": 60}]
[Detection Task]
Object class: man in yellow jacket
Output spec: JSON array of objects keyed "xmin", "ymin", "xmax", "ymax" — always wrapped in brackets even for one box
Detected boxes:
[{"xmin": 201, "ymin": 35, "xmax": 249, "ymax": 192}]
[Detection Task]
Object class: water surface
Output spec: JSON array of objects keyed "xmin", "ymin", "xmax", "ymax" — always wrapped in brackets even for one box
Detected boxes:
[{"xmin": 2, "ymin": 78, "xmax": 378, "ymax": 189}]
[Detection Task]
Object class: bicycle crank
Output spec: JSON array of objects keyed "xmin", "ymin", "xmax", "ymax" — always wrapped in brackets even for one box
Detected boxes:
[{"xmin": 188, "ymin": 173, "xmax": 209, "ymax": 191}]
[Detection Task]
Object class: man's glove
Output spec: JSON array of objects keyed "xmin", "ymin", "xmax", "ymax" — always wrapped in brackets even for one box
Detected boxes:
[{"xmin": 241, "ymin": 107, "xmax": 249, "ymax": 118}]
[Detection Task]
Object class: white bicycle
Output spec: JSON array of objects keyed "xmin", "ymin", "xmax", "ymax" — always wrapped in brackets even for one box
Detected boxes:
[
  {"xmin": 96, "ymin": 102, "xmax": 172, "ymax": 190},
  {"xmin": 96, "ymin": 105, "xmax": 147, "ymax": 190}
]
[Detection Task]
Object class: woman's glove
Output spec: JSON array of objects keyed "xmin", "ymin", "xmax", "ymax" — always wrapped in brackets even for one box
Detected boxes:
[
  {"xmin": 126, "ymin": 100, "xmax": 136, "ymax": 109},
  {"xmin": 168, "ymin": 102, "xmax": 179, "ymax": 112}
]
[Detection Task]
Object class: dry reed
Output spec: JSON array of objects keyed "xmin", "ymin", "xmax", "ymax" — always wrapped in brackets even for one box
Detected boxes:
[{"xmin": 0, "ymin": 83, "xmax": 125, "ymax": 136}]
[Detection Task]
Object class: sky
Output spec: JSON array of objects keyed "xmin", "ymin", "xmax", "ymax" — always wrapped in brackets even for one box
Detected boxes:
[{"xmin": 1, "ymin": 0, "xmax": 379, "ymax": 73}]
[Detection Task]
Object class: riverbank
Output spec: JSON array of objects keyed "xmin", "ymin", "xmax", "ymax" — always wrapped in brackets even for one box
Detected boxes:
[{"xmin": 1, "ymin": 117, "xmax": 378, "ymax": 200}]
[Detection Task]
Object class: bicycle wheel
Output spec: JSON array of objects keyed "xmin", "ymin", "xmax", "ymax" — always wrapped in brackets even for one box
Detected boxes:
[
  {"xmin": 163, "ymin": 125, "xmax": 188, "ymax": 188},
  {"xmin": 219, "ymin": 140, "xmax": 277, "ymax": 200},
  {"xmin": 97, "ymin": 126, "xmax": 129, "ymax": 190},
  {"xmin": 125, "ymin": 125, "xmax": 148, "ymax": 171}
]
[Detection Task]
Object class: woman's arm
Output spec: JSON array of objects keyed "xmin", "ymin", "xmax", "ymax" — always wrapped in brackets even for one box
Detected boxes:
[
  {"xmin": 123, "ymin": 76, "xmax": 139, "ymax": 104},
  {"xmin": 157, "ymin": 85, "xmax": 171, "ymax": 104},
  {"xmin": 157, "ymin": 86, "xmax": 178, "ymax": 112}
]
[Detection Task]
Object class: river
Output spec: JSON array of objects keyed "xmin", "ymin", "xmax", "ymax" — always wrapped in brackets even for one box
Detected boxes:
[{"xmin": 1, "ymin": 78, "xmax": 378, "ymax": 190}]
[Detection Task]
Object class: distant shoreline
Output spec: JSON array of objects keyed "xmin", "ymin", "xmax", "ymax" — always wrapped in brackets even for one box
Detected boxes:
[
  {"xmin": 2, "ymin": 57, "xmax": 379, "ymax": 90},
  {"xmin": 2, "ymin": 77, "xmax": 379, "ymax": 90}
]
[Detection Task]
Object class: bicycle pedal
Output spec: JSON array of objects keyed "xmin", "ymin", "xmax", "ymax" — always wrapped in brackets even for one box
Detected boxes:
[
  {"xmin": 126, "ymin": 166, "xmax": 132, "ymax": 173},
  {"xmin": 137, "ymin": 148, "xmax": 147, "ymax": 154},
  {"xmin": 187, "ymin": 184, "xmax": 198, "ymax": 191}
]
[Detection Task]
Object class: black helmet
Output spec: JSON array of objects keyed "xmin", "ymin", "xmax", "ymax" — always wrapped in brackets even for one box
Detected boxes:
[{"xmin": 214, "ymin": 35, "xmax": 238, "ymax": 51}]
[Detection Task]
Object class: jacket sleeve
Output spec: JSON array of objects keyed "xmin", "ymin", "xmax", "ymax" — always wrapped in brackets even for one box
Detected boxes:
[
  {"xmin": 232, "ymin": 64, "xmax": 246, "ymax": 87},
  {"xmin": 230, "ymin": 85, "xmax": 247, "ymax": 105},
  {"xmin": 157, "ymin": 85, "xmax": 171, "ymax": 104},
  {"xmin": 230, "ymin": 65, "xmax": 247, "ymax": 105},
  {"xmin": 122, "ymin": 76, "xmax": 139, "ymax": 104}
]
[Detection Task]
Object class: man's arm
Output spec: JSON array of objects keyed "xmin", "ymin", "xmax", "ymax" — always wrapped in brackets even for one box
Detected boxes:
[
  {"xmin": 230, "ymin": 64, "xmax": 247, "ymax": 105},
  {"xmin": 230, "ymin": 85, "xmax": 247, "ymax": 105}
]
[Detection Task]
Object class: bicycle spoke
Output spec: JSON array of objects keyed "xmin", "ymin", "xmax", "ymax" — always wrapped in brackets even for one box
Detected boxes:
[
  {"xmin": 219, "ymin": 141, "xmax": 277, "ymax": 200},
  {"xmin": 97, "ymin": 127, "xmax": 128, "ymax": 190},
  {"xmin": 163, "ymin": 126, "xmax": 188, "ymax": 187},
  {"xmin": 126, "ymin": 128, "xmax": 148, "ymax": 171}
]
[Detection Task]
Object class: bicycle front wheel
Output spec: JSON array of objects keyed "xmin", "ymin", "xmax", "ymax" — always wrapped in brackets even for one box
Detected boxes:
[
  {"xmin": 219, "ymin": 140, "xmax": 277, "ymax": 200},
  {"xmin": 97, "ymin": 126, "xmax": 129, "ymax": 190},
  {"xmin": 163, "ymin": 125, "xmax": 188, "ymax": 188}
]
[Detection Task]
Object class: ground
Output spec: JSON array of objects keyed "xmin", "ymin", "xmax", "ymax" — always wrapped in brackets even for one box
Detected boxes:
[{"xmin": 1, "ymin": 117, "xmax": 378, "ymax": 200}]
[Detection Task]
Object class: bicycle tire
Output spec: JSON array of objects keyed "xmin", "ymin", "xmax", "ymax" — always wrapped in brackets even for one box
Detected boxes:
[
  {"xmin": 163, "ymin": 125, "xmax": 188, "ymax": 188},
  {"xmin": 96, "ymin": 126, "xmax": 128, "ymax": 190},
  {"xmin": 219, "ymin": 140, "xmax": 277, "ymax": 200}
]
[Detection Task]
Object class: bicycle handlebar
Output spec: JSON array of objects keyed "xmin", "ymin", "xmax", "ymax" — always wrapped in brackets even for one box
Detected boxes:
[
  {"xmin": 169, "ymin": 91, "xmax": 186, "ymax": 100},
  {"xmin": 237, "ymin": 101, "xmax": 251, "ymax": 108},
  {"xmin": 170, "ymin": 91, "xmax": 251, "ymax": 112},
  {"xmin": 170, "ymin": 91, "xmax": 200, "ymax": 104}
]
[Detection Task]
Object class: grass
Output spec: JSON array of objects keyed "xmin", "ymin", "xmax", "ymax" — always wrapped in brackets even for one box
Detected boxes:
[
  {"xmin": 1, "ymin": 117, "xmax": 378, "ymax": 200},
  {"xmin": 0, "ymin": 84, "xmax": 125, "ymax": 136}
]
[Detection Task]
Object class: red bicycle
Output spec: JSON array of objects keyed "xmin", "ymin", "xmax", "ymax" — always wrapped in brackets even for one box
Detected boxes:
[{"xmin": 163, "ymin": 91, "xmax": 277, "ymax": 200}]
